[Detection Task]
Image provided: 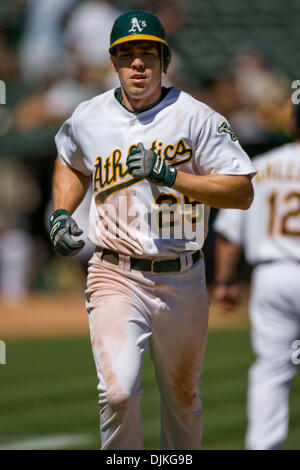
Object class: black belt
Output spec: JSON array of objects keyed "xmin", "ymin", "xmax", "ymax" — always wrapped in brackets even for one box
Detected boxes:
[{"xmin": 98, "ymin": 248, "xmax": 202, "ymax": 273}]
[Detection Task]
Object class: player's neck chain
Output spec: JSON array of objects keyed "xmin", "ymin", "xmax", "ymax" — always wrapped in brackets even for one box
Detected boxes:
[{"xmin": 114, "ymin": 87, "xmax": 170, "ymax": 115}]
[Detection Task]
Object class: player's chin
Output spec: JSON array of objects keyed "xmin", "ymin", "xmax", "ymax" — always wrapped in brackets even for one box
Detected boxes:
[
  {"xmin": 128, "ymin": 81, "xmax": 149, "ymax": 93},
  {"xmin": 127, "ymin": 85, "xmax": 149, "ymax": 99}
]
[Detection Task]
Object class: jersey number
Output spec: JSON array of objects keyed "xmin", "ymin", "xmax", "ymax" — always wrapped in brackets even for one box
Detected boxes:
[
  {"xmin": 154, "ymin": 194, "xmax": 203, "ymax": 230},
  {"xmin": 155, "ymin": 193, "xmax": 179, "ymax": 229},
  {"xmin": 267, "ymin": 191, "xmax": 300, "ymax": 237}
]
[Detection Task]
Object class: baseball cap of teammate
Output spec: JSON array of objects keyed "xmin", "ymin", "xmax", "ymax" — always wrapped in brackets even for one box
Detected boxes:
[{"xmin": 109, "ymin": 9, "xmax": 171, "ymax": 73}]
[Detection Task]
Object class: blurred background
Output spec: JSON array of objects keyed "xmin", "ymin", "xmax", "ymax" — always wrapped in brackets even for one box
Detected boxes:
[{"xmin": 0, "ymin": 0, "xmax": 299, "ymax": 450}]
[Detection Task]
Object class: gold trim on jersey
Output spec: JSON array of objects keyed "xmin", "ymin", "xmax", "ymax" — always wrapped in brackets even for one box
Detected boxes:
[
  {"xmin": 93, "ymin": 149, "xmax": 128, "ymax": 193},
  {"xmin": 95, "ymin": 177, "xmax": 143, "ymax": 205},
  {"xmin": 149, "ymin": 138, "xmax": 193, "ymax": 165}
]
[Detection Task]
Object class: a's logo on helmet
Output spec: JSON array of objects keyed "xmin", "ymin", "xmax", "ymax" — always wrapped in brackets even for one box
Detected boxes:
[{"xmin": 128, "ymin": 17, "xmax": 147, "ymax": 33}]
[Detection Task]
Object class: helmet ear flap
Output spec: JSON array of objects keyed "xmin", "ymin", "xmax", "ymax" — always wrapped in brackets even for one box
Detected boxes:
[
  {"xmin": 163, "ymin": 44, "xmax": 171, "ymax": 73},
  {"xmin": 161, "ymin": 43, "xmax": 171, "ymax": 73}
]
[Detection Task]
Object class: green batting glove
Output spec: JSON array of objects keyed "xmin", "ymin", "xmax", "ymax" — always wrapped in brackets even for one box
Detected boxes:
[
  {"xmin": 126, "ymin": 142, "xmax": 177, "ymax": 187},
  {"xmin": 49, "ymin": 209, "xmax": 85, "ymax": 256}
]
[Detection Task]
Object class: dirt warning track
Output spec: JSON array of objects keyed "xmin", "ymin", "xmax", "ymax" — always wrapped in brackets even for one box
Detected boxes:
[{"xmin": 0, "ymin": 286, "xmax": 250, "ymax": 339}]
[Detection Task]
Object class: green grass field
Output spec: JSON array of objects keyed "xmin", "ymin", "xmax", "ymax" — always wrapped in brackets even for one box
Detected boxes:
[{"xmin": 0, "ymin": 331, "xmax": 299, "ymax": 450}]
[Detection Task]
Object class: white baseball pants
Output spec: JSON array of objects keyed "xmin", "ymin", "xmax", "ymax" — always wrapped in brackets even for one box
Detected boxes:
[
  {"xmin": 85, "ymin": 251, "xmax": 210, "ymax": 450},
  {"xmin": 246, "ymin": 262, "xmax": 300, "ymax": 450}
]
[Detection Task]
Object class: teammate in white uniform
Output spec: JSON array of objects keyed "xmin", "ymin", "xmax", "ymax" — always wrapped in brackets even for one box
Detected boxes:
[
  {"xmin": 213, "ymin": 104, "xmax": 300, "ymax": 450},
  {"xmin": 50, "ymin": 10, "xmax": 255, "ymax": 450}
]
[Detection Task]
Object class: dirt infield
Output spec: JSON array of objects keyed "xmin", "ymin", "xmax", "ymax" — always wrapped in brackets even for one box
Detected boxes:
[
  {"xmin": 0, "ymin": 287, "xmax": 250, "ymax": 339},
  {"xmin": 0, "ymin": 293, "xmax": 89, "ymax": 339}
]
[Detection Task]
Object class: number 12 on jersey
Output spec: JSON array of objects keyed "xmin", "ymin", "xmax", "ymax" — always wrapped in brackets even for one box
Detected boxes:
[{"xmin": 267, "ymin": 191, "xmax": 300, "ymax": 237}]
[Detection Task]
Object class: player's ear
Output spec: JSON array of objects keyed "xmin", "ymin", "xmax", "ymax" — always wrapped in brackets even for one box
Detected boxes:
[{"xmin": 110, "ymin": 54, "xmax": 117, "ymax": 73}]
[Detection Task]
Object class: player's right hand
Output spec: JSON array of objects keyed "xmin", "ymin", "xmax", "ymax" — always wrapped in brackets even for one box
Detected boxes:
[
  {"xmin": 213, "ymin": 283, "xmax": 240, "ymax": 313},
  {"xmin": 49, "ymin": 209, "xmax": 85, "ymax": 256}
]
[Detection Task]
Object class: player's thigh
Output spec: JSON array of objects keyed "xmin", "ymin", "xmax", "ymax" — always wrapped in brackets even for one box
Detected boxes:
[
  {"xmin": 250, "ymin": 264, "xmax": 300, "ymax": 360},
  {"xmin": 87, "ymin": 272, "xmax": 152, "ymax": 397},
  {"xmin": 150, "ymin": 262, "xmax": 210, "ymax": 406}
]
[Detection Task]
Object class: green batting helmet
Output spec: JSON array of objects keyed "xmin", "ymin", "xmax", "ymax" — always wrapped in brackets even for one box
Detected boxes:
[{"xmin": 109, "ymin": 10, "xmax": 171, "ymax": 73}]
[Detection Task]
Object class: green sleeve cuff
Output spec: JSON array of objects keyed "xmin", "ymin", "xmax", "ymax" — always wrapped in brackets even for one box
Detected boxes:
[{"xmin": 50, "ymin": 209, "xmax": 70, "ymax": 223}]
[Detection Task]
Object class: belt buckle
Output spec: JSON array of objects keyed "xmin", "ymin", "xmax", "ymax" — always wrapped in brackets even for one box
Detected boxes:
[{"xmin": 151, "ymin": 259, "xmax": 158, "ymax": 273}]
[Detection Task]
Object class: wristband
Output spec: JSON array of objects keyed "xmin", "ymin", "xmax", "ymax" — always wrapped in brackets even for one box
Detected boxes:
[
  {"xmin": 165, "ymin": 166, "xmax": 177, "ymax": 187},
  {"xmin": 50, "ymin": 209, "xmax": 70, "ymax": 224}
]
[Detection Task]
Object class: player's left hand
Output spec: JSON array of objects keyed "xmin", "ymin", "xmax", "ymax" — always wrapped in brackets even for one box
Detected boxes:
[{"xmin": 126, "ymin": 142, "xmax": 177, "ymax": 187}]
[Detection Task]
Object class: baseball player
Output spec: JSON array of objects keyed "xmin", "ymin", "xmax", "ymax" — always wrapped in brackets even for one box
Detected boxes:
[
  {"xmin": 49, "ymin": 10, "xmax": 255, "ymax": 450},
  {"xmin": 213, "ymin": 103, "xmax": 300, "ymax": 450}
]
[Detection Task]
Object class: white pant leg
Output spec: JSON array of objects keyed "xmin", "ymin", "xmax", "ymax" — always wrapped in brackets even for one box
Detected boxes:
[
  {"xmin": 246, "ymin": 263, "xmax": 300, "ymax": 450},
  {"xmin": 86, "ymin": 259, "xmax": 154, "ymax": 450},
  {"xmin": 150, "ymin": 259, "xmax": 210, "ymax": 450},
  {"xmin": 86, "ymin": 255, "xmax": 210, "ymax": 450}
]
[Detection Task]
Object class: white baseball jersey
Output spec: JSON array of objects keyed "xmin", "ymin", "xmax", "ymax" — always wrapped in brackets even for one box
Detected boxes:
[
  {"xmin": 214, "ymin": 142, "xmax": 300, "ymax": 264},
  {"xmin": 55, "ymin": 86, "xmax": 255, "ymax": 258}
]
